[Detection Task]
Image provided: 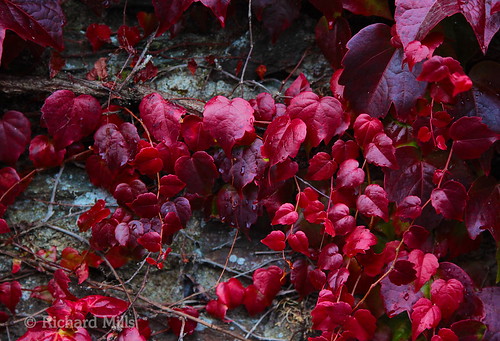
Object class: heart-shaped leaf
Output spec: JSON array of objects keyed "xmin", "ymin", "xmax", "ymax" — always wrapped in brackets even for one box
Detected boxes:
[
  {"xmin": 408, "ymin": 249, "xmax": 439, "ymax": 291},
  {"xmin": 364, "ymin": 133, "xmax": 398, "ymax": 169},
  {"xmin": 449, "ymin": 117, "xmax": 499, "ymax": 160},
  {"xmin": 42, "ymin": 90, "xmax": 101, "ymax": 149},
  {"xmin": 261, "ymin": 230, "xmax": 286, "ymax": 251},
  {"xmin": 431, "ymin": 180, "xmax": 467, "ymax": 221},
  {"xmin": 430, "ymin": 279, "xmax": 464, "ymax": 320},
  {"xmin": 272, "ymin": 203, "xmax": 298, "ymax": 225},
  {"xmin": 336, "ymin": 159, "xmax": 365, "ymax": 188},
  {"xmin": 0, "ymin": 111, "xmax": 31, "ymax": 164},
  {"xmin": 174, "ymin": 151, "xmax": 218, "ymax": 196},
  {"xmin": 411, "ymin": 298, "xmax": 441, "ymax": 341},
  {"xmin": 357, "ymin": 184, "xmax": 389, "ymax": 221},
  {"xmin": 343, "ymin": 226, "xmax": 377, "ymax": 257},
  {"xmin": 94, "ymin": 123, "xmax": 140, "ymax": 170}
]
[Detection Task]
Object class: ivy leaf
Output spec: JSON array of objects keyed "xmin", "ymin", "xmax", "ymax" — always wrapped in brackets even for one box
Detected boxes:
[
  {"xmin": 408, "ymin": 249, "xmax": 439, "ymax": 291},
  {"xmin": 353, "ymin": 114, "xmax": 384, "ymax": 147},
  {"xmin": 29, "ymin": 135, "xmax": 66, "ymax": 169},
  {"xmin": 396, "ymin": 196, "xmax": 423, "ymax": 220},
  {"xmin": 199, "ymin": 0, "xmax": 231, "ymax": 27},
  {"xmin": 317, "ymin": 243, "xmax": 343, "ymax": 271},
  {"xmin": 0, "ymin": 281, "xmax": 21, "ymax": 313},
  {"xmin": 411, "ymin": 298, "xmax": 442, "ymax": 341},
  {"xmin": 357, "ymin": 184, "xmax": 389, "ymax": 221},
  {"xmin": 180, "ymin": 115, "xmax": 214, "ymax": 151},
  {"xmin": 77, "ymin": 200, "xmax": 110, "ymax": 232},
  {"xmin": 343, "ymin": 226, "xmax": 377, "ymax": 257},
  {"xmin": 339, "ymin": 23, "xmax": 427, "ymax": 119},
  {"xmin": 216, "ymin": 278, "xmax": 245, "ymax": 309},
  {"xmin": 86, "ymin": 23, "xmax": 111, "ymax": 52},
  {"xmin": 261, "ymin": 115, "xmax": 307, "ymax": 166},
  {"xmin": 159, "ymin": 175, "xmax": 186, "ymax": 199},
  {"xmin": 272, "ymin": 203, "xmax": 298, "ymax": 225},
  {"xmin": 327, "ymin": 203, "xmax": 356, "ymax": 236},
  {"xmin": 223, "ymin": 140, "xmax": 265, "ymax": 191},
  {"xmin": 80, "ymin": 295, "xmax": 128, "ymax": 318},
  {"xmin": 252, "ymin": 265, "xmax": 284, "ymax": 300},
  {"xmin": 0, "ymin": 0, "xmax": 65, "ymax": 64},
  {"xmin": 252, "ymin": 0, "xmax": 301, "ymax": 43},
  {"xmin": 137, "ymin": 231, "xmax": 161, "ymax": 252},
  {"xmin": 287, "ymin": 91, "xmax": 348, "ymax": 147},
  {"xmin": 476, "ymin": 287, "xmax": 500, "ymax": 339},
  {"xmin": 315, "ymin": 16, "xmax": 351, "ymax": 70},
  {"xmin": 288, "ymin": 231, "xmax": 310, "ymax": 256},
  {"xmin": 336, "ymin": 159, "xmax": 365, "ymax": 188},
  {"xmin": 291, "ymin": 258, "xmax": 315, "ymax": 298},
  {"xmin": 0, "ymin": 111, "xmax": 31, "ymax": 164},
  {"xmin": 217, "ymin": 184, "xmax": 259, "ymax": 230},
  {"xmin": 431, "ymin": 180, "xmax": 467, "ymax": 221},
  {"xmin": 130, "ymin": 192, "xmax": 159, "ymax": 218},
  {"xmin": 343, "ymin": 309, "xmax": 377, "ymax": 341},
  {"xmin": 174, "ymin": 151, "xmax": 218, "ymax": 196},
  {"xmin": 449, "ymin": 117, "xmax": 499, "ymax": 160},
  {"xmin": 306, "ymin": 152, "xmax": 337, "ymax": 181},
  {"xmin": 41, "ymin": 90, "xmax": 101, "ymax": 149},
  {"xmin": 389, "ymin": 260, "xmax": 417, "ymax": 285},
  {"xmin": 311, "ymin": 301, "xmax": 352, "ymax": 332},
  {"xmin": 364, "ymin": 132, "xmax": 398, "ymax": 169},
  {"xmin": 203, "ymin": 96, "xmax": 255, "ymax": 157},
  {"xmin": 153, "ymin": 0, "xmax": 194, "ymax": 36},
  {"xmin": 284, "ymin": 73, "xmax": 312, "ymax": 105},
  {"xmin": 395, "ymin": 0, "xmax": 500, "ymax": 54},
  {"xmin": 0, "ymin": 218, "xmax": 9, "ymax": 234},
  {"xmin": 261, "ymin": 230, "xmax": 286, "ymax": 251},
  {"xmin": 430, "ymin": 279, "xmax": 464, "ymax": 320},
  {"xmin": 139, "ymin": 93, "xmax": 185, "ymax": 146},
  {"xmin": 381, "ymin": 276, "xmax": 423, "ymax": 317},
  {"xmin": 94, "ymin": 123, "xmax": 140, "ymax": 170},
  {"xmin": 465, "ymin": 176, "xmax": 500, "ymax": 241}
]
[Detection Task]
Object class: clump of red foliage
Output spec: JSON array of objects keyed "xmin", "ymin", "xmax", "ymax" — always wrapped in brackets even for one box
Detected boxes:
[{"xmin": 1, "ymin": 0, "xmax": 499, "ymax": 340}]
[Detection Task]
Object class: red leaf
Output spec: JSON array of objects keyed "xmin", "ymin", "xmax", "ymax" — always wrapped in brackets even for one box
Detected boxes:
[
  {"xmin": 339, "ymin": 24, "xmax": 427, "ymax": 119},
  {"xmin": 253, "ymin": 265, "xmax": 284, "ymax": 299},
  {"xmin": 477, "ymin": 287, "xmax": 500, "ymax": 339},
  {"xmin": 137, "ymin": 12, "xmax": 159, "ymax": 37},
  {"xmin": 80, "ymin": 295, "xmax": 129, "ymax": 318},
  {"xmin": 331, "ymin": 141, "xmax": 359, "ymax": 169},
  {"xmin": 205, "ymin": 299, "xmax": 228, "ymax": 320},
  {"xmin": 86, "ymin": 23, "xmax": 111, "ymax": 51},
  {"xmin": 431, "ymin": 279, "xmax": 464, "ymax": 320},
  {"xmin": 290, "ymin": 258, "xmax": 315, "ymax": 297},
  {"xmin": 118, "ymin": 25, "xmax": 141, "ymax": 52},
  {"xmin": 261, "ymin": 115, "xmax": 307, "ymax": 166},
  {"xmin": 342, "ymin": 0, "xmax": 392, "ymax": 19},
  {"xmin": 306, "ymin": 152, "xmax": 337, "ymax": 181},
  {"xmin": 168, "ymin": 307, "xmax": 199, "ymax": 336},
  {"xmin": 396, "ymin": 196, "xmax": 423, "ymax": 220},
  {"xmin": 139, "ymin": 93, "xmax": 185, "ymax": 145},
  {"xmin": 252, "ymin": 0, "xmax": 301, "ymax": 43},
  {"xmin": 311, "ymin": 301, "xmax": 352, "ymax": 332},
  {"xmin": 132, "ymin": 146, "xmax": 163, "ymax": 176},
  {"xmin": 317, "ymin": 243, "xmax": 343, "ymax": 271},
  {"xmin": 272, "ymin": 203, "xmax": 298, "ymax": 225},
  {"xmin": 114, "ymin": 180, "xmax": 147, "ymax": 206},
  {"xmin": 216, "ymin": 278, "xmax": 245, "ymax": 309},
  {"xmin": 130, "ymin": 192, "xmax": 159, "ymax": 218},
  {"xmin": 381, "ymin": 276, "xmax": 423, "ymax": 317},
  {"xmin": 0, "ymin": 0, "xmax": 65, "ymax": 64},
  {"xmin": 411, "ymin": 298, "xmax": 442, "ymax": 341},
  {"xmin": 203, "ymin": 96, "xmax": 255, "ymax": 157},
  {"xmin": 217, "ymin": 185, "xmax": 259, "ymax": 230},
  {"xmin": 336, "ymin": 159, "xmax": 365, "ymax": 188},
  {"xmin": 288, "ymin": 231, "xmax": 310, "ymax": 256},
  {"xmin": 49, "ymin": 50, "xmax": 65, "ymax": 78},
  {"xmin": 315, "ymin": 16, "xmax": 351, "ymax": 70},
  {"xmin": 180, "ymin": 115, "xmax": 214, "ymax": 151},
  {"xmin": 364, "ymin": 132, "xmax": 398, "ymax": 169},
  {"xmin": 465, "ymin": 176, "xmax": 500, "ymax": 241},
  {"xmin": 403, "ymin": 32, "xmax": 444, "ymax": 71},
  {"xmin": 86, "ymin": 57, "xmax": 108, "ymax": 81},
  {"xmin": 327, "ymin": 203, "xmax": 355, "ymax": 236},
  {"xmin": 389, "ymin": 260, "xmax": 417, "ymax": 285},
  {"xmin": 0, "ymin": 281, "xmax": 21, "ymax": 313},
  {"xmin": 431, "ymin": 180, "xmax": 467, "ymax": 221},
  {"xmin": 220, "ymin": 140, "xmax": 265, "ymax": 191},
  {"xmin": 408, "ymin": 249, "xmax": 439, "ymax": 291},
  {"xmin": 0, "ymin": 110, "xmax": 30, "ymax": 164},
  {"xmin": 287, "ymin": 92, "xmax": 348, "ymax": 147},
  {"xmin": 243, "ymin": 284, "xmax": 269, "ymax": 315},
  {"xmin": 353, "ymin": 114, "xmax": 383, "ymax": 147},
  {"xmin": 0, "ymin": 166, "xmax": 31, "ymax": 206},
  {"xmin": 137, "ymin": 231, "xmax": 161, "ymax": 252},
  {"xmin": 28, "ymin": 135, "xmax": 66, "ymax": 169},
  {"xmin": 431, "ymin": 328, "xmax": 458, "ymax": 341},
  {"xmin": 94, "ymin": 123, "xmax": 140, "ymax": 170},
  {"xmin": 449, "ymin": 117, "xmax": 499, "ymax": 160},
  {"xmin": 343, "ymin": 309, "xmax": 377, "ymax": 341},
  {"xmin": 159, "ymin": 174, "xmax": 185, "ymax": 198},
  {"xmin": 284, "ymin": 73, "xmax": 312, "ymax": 105},
  {"xmin": 343, "ymin": 226, "xmax": 377, "ymax": 257},
  {"xmin": 261, "ymin": 230, "xmax": 286, "ymax": 251},
  {"xmin": 250, "ymin": 92, "xmax": 279, "ymax": 121},
  {"xmin": 395, "ymin": 0, "xmax": 500, "ymax": 54},
  {"xmin": 174, "ymin": 151, "xmax": 218, "ymax": 196},
  {"xmin": 255, "ymin": 64, "xmax": 266, "ymax": 80},
  {"xmin": 77, "ymin": 199, "xmax": 110, "ymax": 232},
  {"xmin": 0, "ymin": 218, "xmax": 9, "ymax": 233},
  {"xmin": 41, "ymin": 90, "xmax": 101, "ymax": 149},
  {"xmin": 356, "ymin": 184, "xmax": 389, "ymax": 221},
  {"xmin": 117, "ymin": 328, "xmax": 146, "ymax": 341}
]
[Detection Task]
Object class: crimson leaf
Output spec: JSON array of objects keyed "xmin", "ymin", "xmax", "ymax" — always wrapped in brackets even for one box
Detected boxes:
[
  {"xmin": 411, "ymin": 298, "xmax": 442, "ymax": 341},
  {"xmin": 139, "ymin": 93, "xmax": 185, "ymax": 145},
  {"xmin": 0, "ymin": 0, "xmax": 65, "ymax": 63},
  {"xmin": 364, "ymin": 132, "xmax": 398, "ymax": 169},
  {"xmin": 339, "ymin": 23, "xmax": 426, "ymax": 119},
  {"xmin": 287, "ymin": 91, "xmax": 348, "ymax": 147},
  {"xmin": 431, "ymin": 180, "xmax": 467, "ymax": 221},
  {"xmin": 343, "ymin": 226, "xmax": 377, "ymax": 257},
  {"xmin": 315, "ymin": 16, "xmax": 351, "ymax": 70},
  {"xmin": 431, "ymin": 279, "xmax": 464, "ymax": 320},
  {"xmin": 465, "ymin": 176, "xmax": 500, "ymax": 241},
  {"xmin": 0, "ymin": 111, "xmax": 30, "ymax": 164},
  {"xmin": 0, "ymin": 281, "xmax": 21, "ymax": 313},
  {"xmin": 449, "ymin": 117, "xmax": 499, "ymax": 159},
  {"xmin": 343, "ymin": 309, "xmax": 377, "ymax": 341},
  {"xmin": 41, "ymin": 90, "xmax": 101, "ymax": 149},
  {"xmin": 353, "ymin": 114, "xmax": 383, "ymax": 147},
  {"xmin": 94, "ymin": 123, "xmax": 140, "ymax": 170},
  {"xmin": 29, "ymin": 135, "xmax": 65, "ymax": 169},
  {"xmin": 174, "ymin": 151, "xmax": 218, "ymax": 196},
  {"xmin": 311, "ymin": 301, "xmax": 352, "ymax": 332},
  {"xmin": 261, "ymin": 115, "xmax": 307, "ymax": 166},
  {"xmin": 336, "ymin": 159, "xmax": 365, "ymax": 188},
  {"xmin": 80, "ymin": 295, "xmax": 128, "ymax": 318},
  {"xmin": 216, "ymin": 278, "xmax": 245, "ymax": 309},
  {"xmin": 306, "ymin": 152, "xmax": 337, "ymax": 181},
  {"xmin": 153, "ymin": 0, "xmax": 194, "ymax": 36},
  {"xmin": 261, "ymin": 230, "xmax": 286, "ymax": 251},
  {"xmin": 395, "ymin": 0, "xmax": 500, "ymax": 54},
  {"xmin": 356, "ymin": 184, "xmax": 389, "ymax": 221},
  {"xmin": 272, "ymin": 203, "xmax": 298, "ymax": 225},
  {"xmin": 408, "ymin": 249, "xmax": 439, "ymax": 291}
]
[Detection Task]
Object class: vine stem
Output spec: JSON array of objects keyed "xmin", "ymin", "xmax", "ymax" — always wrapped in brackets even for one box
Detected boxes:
[{"xmin": 353, "ymin": 239, "xmax": 405, "ymax": 311}]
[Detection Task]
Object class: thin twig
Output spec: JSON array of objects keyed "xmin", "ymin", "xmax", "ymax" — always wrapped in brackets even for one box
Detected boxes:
[{"xmin": 42, "ymin": 165, "xmax": 65, "ymax": 223}]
